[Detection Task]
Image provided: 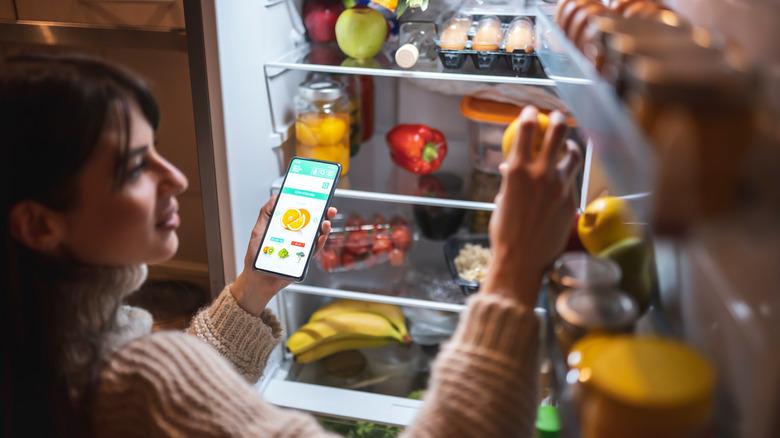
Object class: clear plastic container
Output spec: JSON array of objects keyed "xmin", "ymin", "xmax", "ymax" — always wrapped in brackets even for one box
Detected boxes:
[
  {"xmin": 472, "ymin": 16, "xmax": 503, "ymax": 51},
  {"xmin": 403, "ymin": 307, "xmax": 459, "ymax": 346},
  {"xmin": 362, "ymin": 343, "xmax": 424, "ymax": 396},
  {"xmin": 459, "ymin": 96, "xmax": 522, "ymax": 174},
  {"xmin": 439, "ymin": 15, "xmax": 470, "ymax": 51},
  {"xmin": 294, "ymin": 80, "xmax": 350, "ymax": 176},
  {"xmin": 315, "ymin": 212, "xmax": 415, "ymax": 273},
  {"xmin": 504, "ymin": 16, "xmax": 535, "ymax": 53}
]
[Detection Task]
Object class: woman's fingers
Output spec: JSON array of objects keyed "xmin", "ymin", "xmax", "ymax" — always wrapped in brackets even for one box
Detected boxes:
[
  {"xmin": 512, "ymin": 106, "xmax": 539, "ymax": 167},
  {"xmin": 540, "ymin": 111, "xmax": 568, "ymax": 169},
  {"xmin": 326, "ymin": 207, "xmax": 337, "ymax": 220},
  {"xmin": 558, "ymin": 140, "xmax": 583, "ymax": 193},
  {"xmin": 258, "ymin": 196, "xmax": 277, "ymax": 223},
  {"xmin": 315, "ymin": 219, "xmax": 332, "ymax": 252}
]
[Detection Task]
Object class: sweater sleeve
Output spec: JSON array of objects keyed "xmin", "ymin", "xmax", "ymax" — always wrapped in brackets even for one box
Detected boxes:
[
  {"xmin": 401, "ymin": 293, "xmax": 540, "ymax": 438},
  {"xmin": 187, "ymin": 285, "xmax": 282, "ymax": 382},
  {"xmin": 95, "ymin": 294, "xmax": 538, "ymax": 438},
  {"xmin": 94, "ymin": 332, "xmax": 337, "ymax": 438}
]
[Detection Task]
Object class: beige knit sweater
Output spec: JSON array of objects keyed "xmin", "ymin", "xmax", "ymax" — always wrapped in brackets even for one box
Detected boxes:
[{"xmin": 94, "ymin": 286, "xmax": 539, "ymax": 437}]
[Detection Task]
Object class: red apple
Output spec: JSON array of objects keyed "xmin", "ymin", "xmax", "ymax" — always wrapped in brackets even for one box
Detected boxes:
[
  {"xmin": 307, "ymin": 43, "xmax": 345, "ymax": 65},
  {"xmin": 303, "ymin": 0, "xmax": 344, "ymax": 43}
]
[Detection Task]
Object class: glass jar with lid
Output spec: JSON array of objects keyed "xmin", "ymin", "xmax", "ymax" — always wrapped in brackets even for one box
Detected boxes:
[
  {"xmin": 548, "ymin": 252, "xmax": 622, "ymax": 304},
  {"xmin": 295, "ymin": 79, "xmax": 350, "ymax": 176},
  {"xmin": 578, "ymin": 336, "xmax": 715, "ymax": 438},
  {"xmin": 553, "ymin": 287, "xmax": 639, "ymax": 355}
]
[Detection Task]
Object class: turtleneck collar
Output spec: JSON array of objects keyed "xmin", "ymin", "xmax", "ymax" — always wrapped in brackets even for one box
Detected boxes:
[{"xmin": 59, "ymin": 263, "xmax": 153, "ymax": 398}]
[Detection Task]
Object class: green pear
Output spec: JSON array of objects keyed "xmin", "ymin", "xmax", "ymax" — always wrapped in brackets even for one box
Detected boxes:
[{"xmin": 599, "ymin": 237, "xmax": 653, "ymax": 312}]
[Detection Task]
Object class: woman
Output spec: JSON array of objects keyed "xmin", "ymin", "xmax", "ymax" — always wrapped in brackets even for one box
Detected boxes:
[{"xmin": 1, "ymin": 53, "xmax": 581, "ymax": 437}]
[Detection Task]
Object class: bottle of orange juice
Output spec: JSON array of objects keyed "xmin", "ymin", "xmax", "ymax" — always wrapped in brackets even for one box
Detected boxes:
[{"xmin": 294, "ymin": 80, "xmax": 350, "ymax": 176}]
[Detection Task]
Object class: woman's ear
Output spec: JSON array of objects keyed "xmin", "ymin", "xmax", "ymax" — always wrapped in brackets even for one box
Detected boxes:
[{"xmin": 8, "ymin": 201, "xmax": 67, "ymax": 252}]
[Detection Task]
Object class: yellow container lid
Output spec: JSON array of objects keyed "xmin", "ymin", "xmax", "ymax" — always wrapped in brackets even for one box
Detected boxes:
[
  {"xmin": 460, "ymin": 96, "xmax": 578, "ymax": 126},
  {"xmin": 567, "ymin": 334, "xmax": 619, "ymax": 370},
  {"xmin": 460, "ymin": 96, "xmax": 523, "ymax": 125},
  {"xmin": 587, "ymin": 337, "xmax": 715, "ymax": 409}
]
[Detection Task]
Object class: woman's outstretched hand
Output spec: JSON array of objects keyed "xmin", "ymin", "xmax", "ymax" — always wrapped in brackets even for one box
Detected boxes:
[
  {"xmin": 482, "ymin": 107, "xmax": 582, "ymax": 307},
  {"xmin": 231, "ymin": 196, "xmax": 337, "ymax": 315}
]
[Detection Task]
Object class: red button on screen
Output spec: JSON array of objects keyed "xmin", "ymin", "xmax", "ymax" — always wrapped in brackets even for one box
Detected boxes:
[{"xmin": 291, "ymin": 241, "xmax": 305, "ymax": 248}]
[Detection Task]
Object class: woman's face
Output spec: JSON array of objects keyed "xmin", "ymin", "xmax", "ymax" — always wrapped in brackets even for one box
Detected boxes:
[{"xmin": 59, "ymin": 100, "xmax": 188, "ymax": 266}]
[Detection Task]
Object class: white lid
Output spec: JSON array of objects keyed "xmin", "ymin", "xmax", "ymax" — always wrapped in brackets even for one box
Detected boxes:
[{"xmin": 395, "ymin": 43, "xmax": 419, "ymax": 69}]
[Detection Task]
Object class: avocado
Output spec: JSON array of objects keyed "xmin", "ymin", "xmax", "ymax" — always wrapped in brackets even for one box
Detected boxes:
[{"xmin": 599, "ymin": 237, "xmax": 653, "ymax": 312}]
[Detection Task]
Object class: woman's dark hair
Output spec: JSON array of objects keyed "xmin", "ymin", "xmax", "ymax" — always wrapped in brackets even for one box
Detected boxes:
[{"xmin": 1, "ymin": 53, "xmax": 159, "ymax": 437}]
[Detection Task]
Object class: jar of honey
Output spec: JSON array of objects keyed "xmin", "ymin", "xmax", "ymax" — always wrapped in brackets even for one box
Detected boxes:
[{"xmin": 295, "ymin": 80, "xmax": 350, "ymax": 176}]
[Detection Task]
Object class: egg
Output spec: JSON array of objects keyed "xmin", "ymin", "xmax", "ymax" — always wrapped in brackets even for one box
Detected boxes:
[
  {"xmin": 439, "ymin": 24, "xmax": 468, "ymax": 50},
  {"xmin": 473, "ymin": 18, "xmax": 502, "ymax": 51},
  {"xmin": 505, "ymin": 19, "xmax": 535, "ymax": 53}
]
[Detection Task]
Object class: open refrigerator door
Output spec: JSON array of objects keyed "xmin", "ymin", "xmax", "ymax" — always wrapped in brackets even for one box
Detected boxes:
[{"xmin": 185, "ymin": 0, "xmax": 778, "ymax": 435}]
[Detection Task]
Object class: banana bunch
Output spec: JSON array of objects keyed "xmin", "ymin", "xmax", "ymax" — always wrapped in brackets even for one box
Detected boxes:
[{"xmin": 287, "ymin": 299, "xmax": 411, "ymax": 364}]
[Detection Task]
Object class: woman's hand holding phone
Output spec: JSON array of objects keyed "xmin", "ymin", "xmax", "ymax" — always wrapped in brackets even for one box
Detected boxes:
[
  {"xmin": 231, "ymin": 196, "xmax": 337, "ymax": 316},
  {"xmin": 482, "ymin": 107, "xmax": 582, "ymax": 307}
]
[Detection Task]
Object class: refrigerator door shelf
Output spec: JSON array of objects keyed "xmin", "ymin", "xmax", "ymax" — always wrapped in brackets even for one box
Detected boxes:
[{"xmin": 534, "ymin": 10, "xmax": 655, "ymax": 214}]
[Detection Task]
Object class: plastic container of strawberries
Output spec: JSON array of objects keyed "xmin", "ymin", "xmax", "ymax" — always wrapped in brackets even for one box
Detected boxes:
[{"xmin": 315, "ymin": 213, "xmax": 416, "ymax": 273}]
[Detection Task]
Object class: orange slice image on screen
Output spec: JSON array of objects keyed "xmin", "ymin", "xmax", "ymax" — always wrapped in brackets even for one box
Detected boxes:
[
  {"xmin": 281, "ymin": 208, "xmax": 311, "ymax": 231},
  {"xmin": 299, "ymin": 209, "xmax": 311, "ymax": 227}
]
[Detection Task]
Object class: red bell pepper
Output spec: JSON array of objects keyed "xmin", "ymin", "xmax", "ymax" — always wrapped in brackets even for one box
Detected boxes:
[{"xmin": 386, "ymin": 124, "xmax": 447, "ymax": 175}]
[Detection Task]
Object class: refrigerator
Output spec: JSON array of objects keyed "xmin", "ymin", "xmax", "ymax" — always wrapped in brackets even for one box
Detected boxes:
[{"xmin": 182, "ymin": 0, "xmax": 780, "ymax": 436}]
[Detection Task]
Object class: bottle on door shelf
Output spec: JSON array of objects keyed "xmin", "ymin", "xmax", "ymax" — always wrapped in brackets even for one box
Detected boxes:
[{"xmin": 395, "ymin": 21, "xmax": 438, "ymax": 69}]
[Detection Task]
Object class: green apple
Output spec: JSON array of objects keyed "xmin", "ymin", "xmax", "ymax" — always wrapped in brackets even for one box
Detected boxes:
[
  {"xmin": 335, "ymin": 8, "xmax": 387, "ymax": 60},
  {"xmin": 340, "ymin": 57, "xmax": 380, "ymax": 68}
]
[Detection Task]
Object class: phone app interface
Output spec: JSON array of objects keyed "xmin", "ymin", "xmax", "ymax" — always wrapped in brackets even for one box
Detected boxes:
[{"xmin": 255, "ymin": 159, "xmax": 339, "ymax": 278}]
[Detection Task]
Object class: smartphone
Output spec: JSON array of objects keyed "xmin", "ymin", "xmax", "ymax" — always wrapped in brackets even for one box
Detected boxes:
[{"xmin": 253, "ymin": 157, "xmax": 341, "ymax": 281}]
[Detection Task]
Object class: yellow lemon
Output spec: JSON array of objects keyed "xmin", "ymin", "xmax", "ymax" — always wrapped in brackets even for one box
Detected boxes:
[
  {"xmin": 501, "ymin": 112, "xmax": 550, "ymax": 158},
  {"xmin": 298, "ymin": 144, "xmax": 349, "ymax": 176},
  {"xmin": 295, "ymin": 121, "xmax": 319, "ymax": 147},
  {"xmin": 577, "ymin": 196, "xmax": 641, "ymax": 254},
  {"xmin": 316, "ymin": 116, "xmax": 348, "ymax": 146}
]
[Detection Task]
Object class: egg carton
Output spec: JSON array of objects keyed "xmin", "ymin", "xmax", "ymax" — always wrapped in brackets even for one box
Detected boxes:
[{"xmin": 435, "ymin": 15, "xmax": 538, "ymax": 73}]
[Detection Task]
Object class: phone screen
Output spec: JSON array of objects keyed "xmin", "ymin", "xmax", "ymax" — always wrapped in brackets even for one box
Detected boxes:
[{"xmin": 253, "ymin": 158, "xmax": 340, "ymax": 280}]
